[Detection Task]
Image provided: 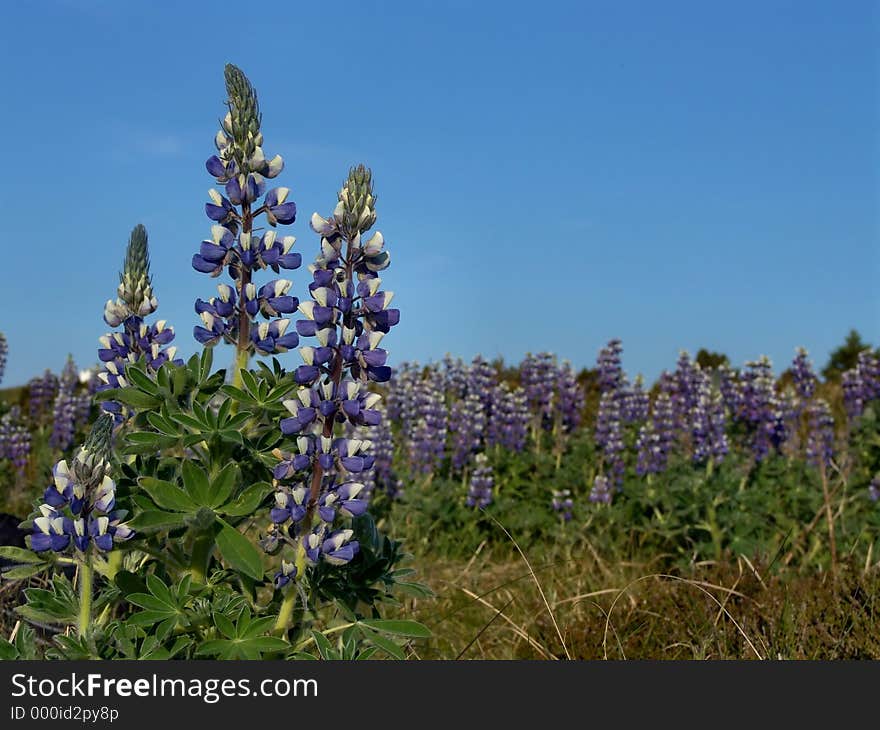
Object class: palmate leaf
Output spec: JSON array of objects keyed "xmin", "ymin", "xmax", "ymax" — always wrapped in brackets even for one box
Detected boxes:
[
  {"xmin": 215, "ymin": 518, "xmax": 264, "ymax": 580},
  {"xmin": 195, "ymin": 611, "xmax": 288, "ymax": 659}
]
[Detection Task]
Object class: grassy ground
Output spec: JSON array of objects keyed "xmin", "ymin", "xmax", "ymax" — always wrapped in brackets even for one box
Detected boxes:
[{"xmin": 385, "ymin": 542, "xmax": 880, "ymax": 659}]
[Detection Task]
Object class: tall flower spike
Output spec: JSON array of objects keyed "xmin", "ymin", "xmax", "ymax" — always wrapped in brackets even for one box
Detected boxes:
[
  {"xmin": 0, "ymin": 332, "xmax": 7, "ymax": 385},
  {"xmin": 269, "ymin": 164, "xmax": 399, "ymax": 594},
  {"xmin": 97, "ymin": 225, "xmax": 181, "ymax": 419},
  {"xmin": 195, "ymin": 65, "xmax": 299, "ymax": 369}
]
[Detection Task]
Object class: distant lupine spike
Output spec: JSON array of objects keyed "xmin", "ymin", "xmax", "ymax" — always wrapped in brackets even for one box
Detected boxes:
[
  {"xmin": 486, "ymin": 383, "xmax": 529, "ymax": 452},
  {"xmin": 0, "ymin": 332, "xmax": 6, "ymax": 385},
  {"xmin": 194, "ymin": 66, "xmax": 300, "ymax": 365},
  {"xmin": 98, "ymin": 225, "xmax": 181, "ymax": 418},
  {"xmin": 805, "ymin": 399, "xmax": 834, "ymax": 469},
  {"xmin": 442, "ymin": 354, "xmax": 469, "ymax": 399},
  {"xmin": 716, "ymin": 363, "xmax": 741, "ymax": 414},
  {"xmin": 386, "ymin": 362, "xmax": 421, "ymax": 426},
  {"xmin": 28, "ymin": 370, "xmax": 59, "ymax": 423},
  {"xmin": 691, "ymin": 371, "xmax": 728, "ymax": 463},
  {"xmin": 589, "ymin": 474, "xmax": 613, "ymax": 504},
  {"xmin": 869, "ymin": 475, "xmax": 880, "ymax": 502},
  {"xmin": 551, "ymin": 488, "xmax": 574, "ymax": 520},
  {"xmin": 556, "ymin": 360, "xmax": 585, "ymax": 432},
  {"xmin": 404, "ymin": 370, "xmax": 447, "ymax": 475},
  {"xmin": 620, "ymin": 374, "xmax": 650, "ymax": 424},
  {"xmin": 0, "ymin": 407, "xmax": 31, "ymax": 476},
  {"xmin": 737, "ymin": 356, "xmax": 787, "ymax": 462},
  {"xmin": 671, "ymin": 351, "xmax": 702, "ymax": 437},
  {"xmin": 467, "ymin": 355, "xmax": 497, "ymax": 410},
  {"xmin": 29, "ymin": 414, "xmax": 133, "ymax": 555},
  {"xmin": 269, "ymin": 164, "xmax": 398, "ymax": 584},
  {"xmin": 49, "ymin": 356, "xmax": 79, "ymax": 451},
  {"xmin": 843, "ymin": 351, "xmax": 880, "ymax": 423},
  {"xmin": 841, "ymin": 368, "xmax": 864, "ymax": 422},
  {"xmin": 595, "ymin": 391, "xmax": 624, "ymax": 485},
  {"xmin": 520, "ymin": 352, "xmax": 557, "ymax": 429},
  {"xmin": 465, "ymin": 453, "xmax": 494, "ymax": 508},
  {"xmin": 596, "ymin": 339, "xmax": 624, "ymax": 393},
  {"xmin": 790, "ymin": 347, "xmax": 817, "ymax": 412},
  {"xmin": 636, "ymin": 391, "xmax": 675, "ymax": 475},
  {"xmin": 449, "ymin": 392, "xmax": 486, "ymax": 472}
]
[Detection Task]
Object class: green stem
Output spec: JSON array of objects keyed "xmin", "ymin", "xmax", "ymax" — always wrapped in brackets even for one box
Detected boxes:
[
  {"xmin": 190, "ymin": 535, "xmax": 214, "ymax": 585},
  {"xmin": 274, "ymin": 590, "xmax": 298, "ymax": 634},
  {"xmin": 231, "ymin": 347, "xmax": 250, "ymax": 391},
  {"xmin": 77, "ymin": 557, "xmax": 93, "ymax": 638}
]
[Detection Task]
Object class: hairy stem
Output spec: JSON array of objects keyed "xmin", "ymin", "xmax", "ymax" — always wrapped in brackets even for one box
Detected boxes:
[
  {"xmin": 77, "ymin": 556, "xmax": 93, "ymax": 638},
  {"xmin": 820, "ymin": 461, "xmax": 838, "ymax": 572}
]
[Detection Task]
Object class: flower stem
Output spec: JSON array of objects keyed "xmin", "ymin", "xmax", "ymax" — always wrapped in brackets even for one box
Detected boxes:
[
  {"xmin": 274, "ymin": 589, "xmax": 298, "ymax": 634},
  {"xmin": 819, "ymin": 461, "xmax": 838, "ymax": 573},
  {"xmin": 77, "ymin": 556, "xmax": 93, "ymax": 638},
  {"xmin": 190, "ymin": 534, "xmax": 214, "ymax": 585}
]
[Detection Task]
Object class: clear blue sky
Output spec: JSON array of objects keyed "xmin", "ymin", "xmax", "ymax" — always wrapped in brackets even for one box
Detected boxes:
[{"xmin": 0, "ymin": 0, "xmax": 877, "ymax": 387}]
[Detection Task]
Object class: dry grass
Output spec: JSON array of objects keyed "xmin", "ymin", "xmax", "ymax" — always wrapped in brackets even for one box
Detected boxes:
[{"xmin": 387, "ymin": 543, "xmax": 880, "ymax": 659}]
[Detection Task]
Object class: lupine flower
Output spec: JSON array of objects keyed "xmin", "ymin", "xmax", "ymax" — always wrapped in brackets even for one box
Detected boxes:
[
  {"xmin": 595, "ymin": 391, "xmax": 624, "ymax": 486},
  {"xmin": 596, "ymin": 339, "xmax": 624, "ymax": 393},
  {"xmin": 28, "ymin": 370, "xmax": 59, "ymax": 424},
  {"xmin": 0, "ymin": 407, "xmax": 31, "ymax": 476},
  {"xmin": 486, "ymin": 382, "xmax": 530, "ymax": 452},
  {"xmin": 690, "ymin": 373, "xmax": 729, "ymax": 463},
  {"xmin": 805, "ymin": 399, "xmax": 834, "ymax": 469},
  {"xmin": 551, "ymin": 489, "xmax": 574, "ymax": 520},
  {"xmin": 0, "ymin": 332, "xmax": 6, "ymax": 385},
  {"xmin": 790, "ymin": 347, "xmax": 817, "ymax": 412},
  {"xmin": 49, "ymin": 356, "xmax": 79, "ymax": 451},
  {"xmin": 869, "ymin": 476, "xmax": 880, "ymax": 502},
  {"xmin": 619, "ymin": 374, "xmax": 650, "ymax": 424},
  {"xmin": 556, "ymin": 360, "xmax": 585, "ymax": 432},
  {"xmin": 29, "ymin": 414, "xmax": 133, "ymax": 555},
  {"xmin": 268, "ymin": 164, "xmax": 397, "ymax": 578},
  {"xmin": 842, "ymin": 350, "xmax": 880, "ymax": 423},
  {"xmin": 449, "ymin": 392, "xmax": 486, "ymax": 472},
  {"xmin": 467, "ymin": 355, "xmax": 497, "ymax": 411},
  {"xmin": 407, "ymin": 372, "xmax": 447, "ymax": 475},
  {"xmin": 636, "ymin": 392, "xmax": 674, "ymax": 475},
  {"xmin": 520, "ymin": 352, "xmax": 557, "ymax": 430},
  {"xmin": 442, "ymin": 354, "xmax": 469, "ymax": 400},
  {"xmin": 97, "ymin": 225, "xmax": 181, "ymax": 419},
  {"xmin": 589, "ymin": 474, "xmax": 613, "ymax": 504},
  {"xmin": 193, "ymin": 65, "xmax": 301, "ymax": 362},
  {"xmin": 465, "ymin": 453, "xmax": 494, "ymax": 508},
  {"xmin": 737, "ymin": 356, "xmax": 787, "ymax": 462}
]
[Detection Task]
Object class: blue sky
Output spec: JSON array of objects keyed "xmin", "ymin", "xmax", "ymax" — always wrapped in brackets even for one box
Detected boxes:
[{"xmin": 0, "ymin": 0, "xmax": 876, "ymax": 387}]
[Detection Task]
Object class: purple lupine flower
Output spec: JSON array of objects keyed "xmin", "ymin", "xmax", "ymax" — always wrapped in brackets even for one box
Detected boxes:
[
  {"xmin": 520, "ymin": 351, "xmax": 557, "ymax": 429},
  {"xmin": 596, "ymin": 339, "xmax": 624, "ymax": 394},
  {"xmin": 843, "ymin": 350, "xmax": 880, "ymax": 423},
  {"xmin": 716, "ymin": 363, "xmax": 741, "ymax": 415},
  {"xmin": 268, "ymin": 165, "xmax": 396, "ymax": 578},
  {"xmin": 595, "ymin": 391, "xmax": 625, "ymax": 486},
  {"xmin": 386, "ymin": 361, "xmax": 421, "ymax": 426},
  {"xmin": 619, "ymin": 374, "xmax": 650, "ymax": 424},
  {"xmin": 556, "ymin": 360, "xmax": 585, "ymax": 432},
  {"xmin": 589, "ymin": 474, "xmax": 613, "ymax": 504},
  {"xmin": 449, "ymin": 393, "xmax": 486, "ymax": 473},
  {"xmin": 737, "ymin": 356, "xmax": 787, "ymax": 462},
  {"xmin": 790, "ymin": 347, "xmax": 817, "ymax": 411},
  {"xmin": 0, "ymin": 407, "xmax": 31, "ymax": 477},
  {"xmin": 193, "ymin": 65, "xmax": 301, "ymax": 362},
  {"xmin": 29, "ymin": 414, "xmax": 133, "ymax": 555},
  {"xmin": 407, "ymin": 372, "xmax": 448, "ymax": 475},
  {"xmin": 636, "ymin": 392, "xmax": 675, "ymax": 475},
  {"xmin": 552, "ymin": 488, "xmax": 574, "ymax": 520},
  {"xmin": 97, "ymin": 225, "xmax": 181, "ymax": 419},
  {"xmin": 486, "ymin": 383, "xmax": 530, "ymax": 452},
  {"xmin": 49, "ymin": 356, "xmax": 79, "ymax": 451},
  {"xmin": 805, "ymin": 399, "xmax": 834, "ymax": 469},
  {"xmin": 0, "ymin": 332, "xmax": 6, "ymax": 385},
  {"xmin": 442, "ymin": 354, "xmax": 469, "ymax": 400},
  {"xmin": 28, "ymin": 370, "xmax": 59, "ymax": 424},
  {"xmin": 869, "ymin": 475, "xmax": 880, "ymax": 502},
  {"xmin": 467, "ymin": 355, "xmax": 497, "ymax": 410},
  {"xmin": 690, "ymin": 371, "xmax": 728, "ymax": 463},
  {"xmin": 465, "ymin": 453, "xmax": 494, "ymax": 508}
]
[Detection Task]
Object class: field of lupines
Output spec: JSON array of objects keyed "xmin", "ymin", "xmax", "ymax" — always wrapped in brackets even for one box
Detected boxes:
[{"xmin": 0, "ymin": 65, "xmax": 879, "ymax": 660}]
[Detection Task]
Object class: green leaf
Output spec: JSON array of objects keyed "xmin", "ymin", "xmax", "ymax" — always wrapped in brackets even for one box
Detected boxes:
[
  {"xmin": 244, "ymin": 637, "xmax": 289, "ymax": 653},
  {"xmin": 128, "ymin": 509, "xmax": 188, "ymax": 531},
  {"xmin": 2, "ymin": 563, "xmax": 49, "ymax": 580},
  {"xmin": 138, "ymin": 477, "xmax": 197, "ymax": 513},
  {"xmin": 214, "ymin": 612, "xmax": 236, "ymax": 640},
  {"xmin": 364, "ymin": 631, "xmax": 406, "ymax": 659},
  {"xmin": 215, "ymin": 519, "xmax": 264, "ymax": 580},
  {"xmin": 124, "ymin": 364, "xmax": 160, "ymax": 395},
  {"xmin": 113, "ymin": 388, "xmax": 161, "ymax": 409},
  {"xmin": 210, "ymin": 464, "xmax": 239, "ymax": 509},
  {"xmin": 199, "ymin": 348, "xmax": 214, "ymax": 382},
  {"xmin": 359, "ymin": 619, "xmax": 432, "ymax": 639},
  {"xmin": 124, "ymin": 431, "xmax": 178, "ymax": 453},
  {"xmin": 146, "ymin": 412, "xmax": 180, "ymax": 437},
  {"xmin": 0, "ymin": 546, "xmax": 45, "ymax": 564},
  {"xmin": 182, "ymin": 461, "xmax": 212, "ymax": 506},
  {"xmin": 311, "ymin": 630, "xmax": 339, "ymax": 660},
  {"xmin": 221, "ymin": 481, "xmax": 273, "ymax": 517}
]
